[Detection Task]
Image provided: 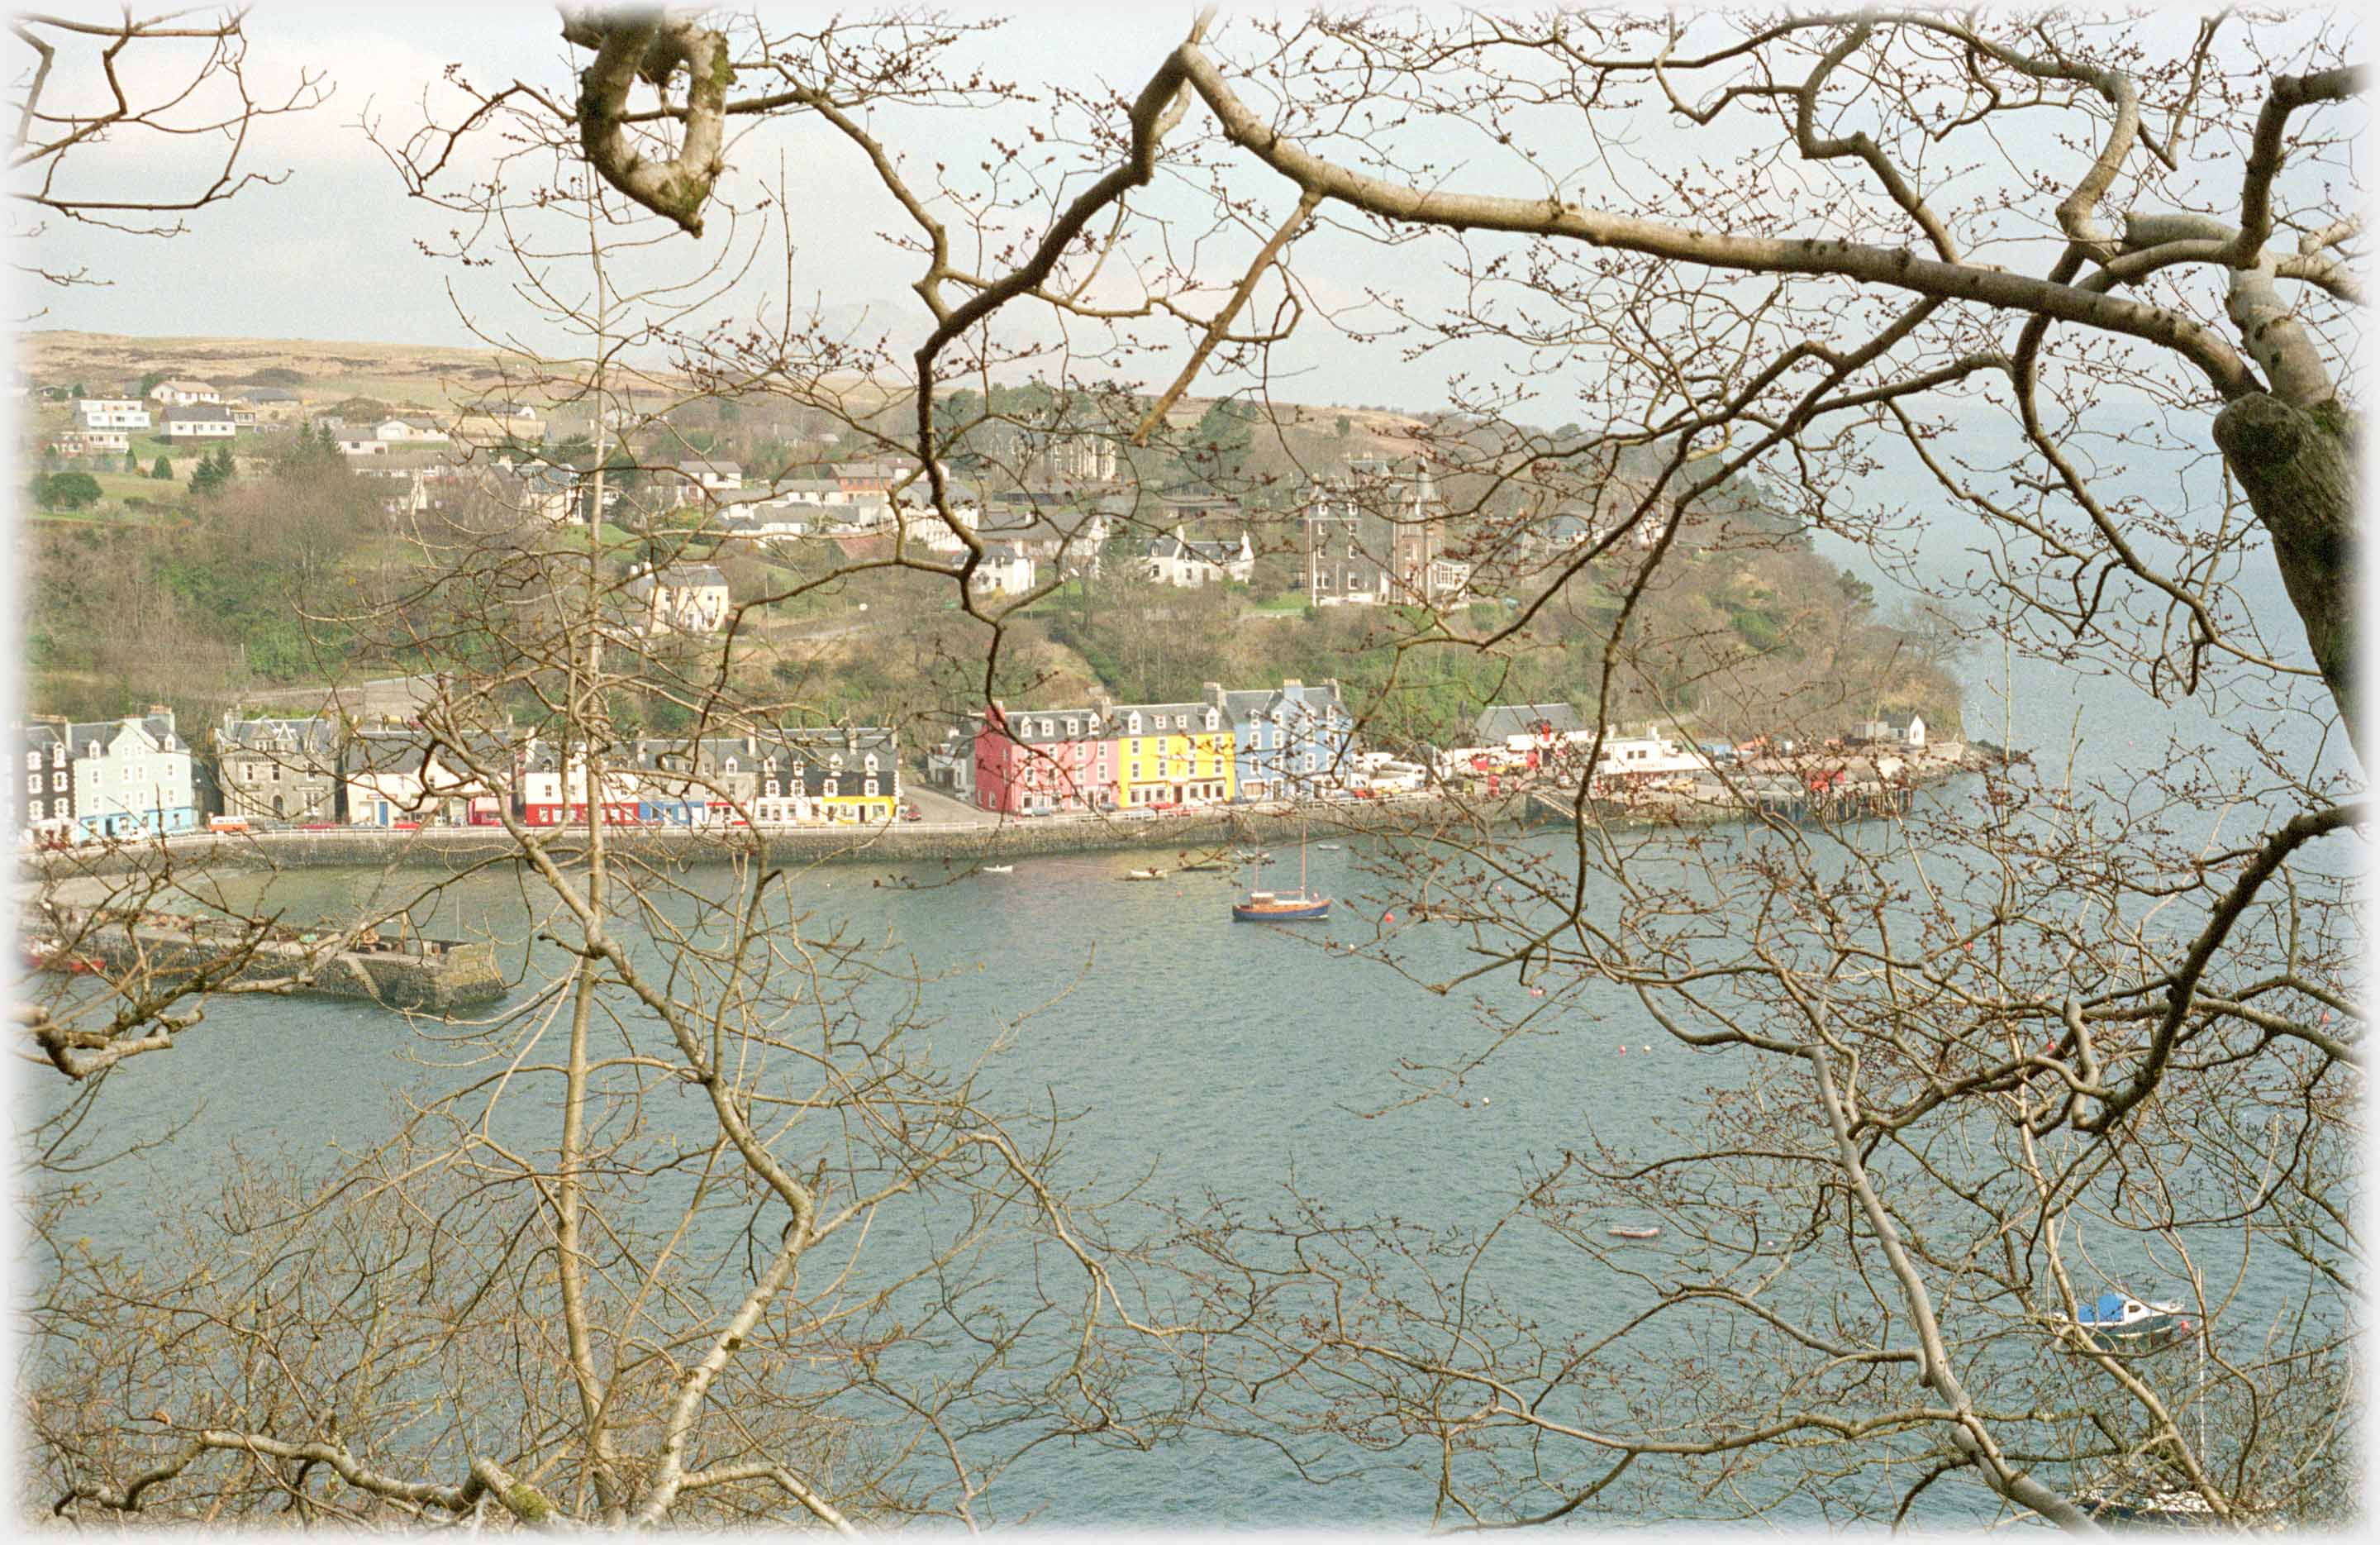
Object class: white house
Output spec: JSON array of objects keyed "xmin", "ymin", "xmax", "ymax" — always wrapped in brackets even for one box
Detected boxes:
[
  {"xmin": 76, "ymin": 398, "xmax": 150, "ymax": 431},
  {"xmin": 1146, "ymin": 526, "xmax": 1254, "ymax": 586},
  {"xmin": 674, "ymin": 459, "xmax": 744, "ymax": 498},
  {"xmin": 336, "ymin": 434, "xmax": 390, "ymax": 457},
  {"xmin": 969, "ymin": 544, "xmax": 1038, "ymax": 596},
  {"xmin": 453, "ymin": 401, "xmax": 546, "ymax": 446},
  {"xmin": 150, "ymin": 379, "xmax": 222, "ymax": 406},
  {"xmin": 52, "ymin": 427, "xmax": 129, "ymax": 455},
  {"xmin": 343, "ymin": 729, "xmax": 507, "ymax": 827},
  {"xmin": 375, "ymin": 415, "xmax": 450, "ymax": 444},
  {"xmin": 67, "ymin": 712, "xmax": 198, "ymax": 837},
  {"xmin": 159, "ymin": 403, "xmax": 237, "ymax": 441},
  {"xmin": 1854, "ymin": 712, "xmax": 1927, "ymax": 749},
  {"xmin": 625, "ymin": 563, "xmax": 731, "ymax": 635}
]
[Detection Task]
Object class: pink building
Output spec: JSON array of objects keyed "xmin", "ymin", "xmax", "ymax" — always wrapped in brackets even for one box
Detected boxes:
[{"xmin": 973, "ymin": 702, "xmax": 1117, "ymax": 815}]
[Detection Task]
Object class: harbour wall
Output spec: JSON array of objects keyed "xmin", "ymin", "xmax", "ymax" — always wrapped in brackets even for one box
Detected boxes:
[{"xmin": 20, "ymin": 793, "xmax": 1529, "ymax": 880}]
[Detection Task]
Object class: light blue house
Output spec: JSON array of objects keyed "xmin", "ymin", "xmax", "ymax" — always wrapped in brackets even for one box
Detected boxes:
[
  {"xmin": 1206, "ymin": 680, "xmax": 1354, "ymax": 802},
  {"xmin": 67, "ymin": 711, "xmax": 199, "ymax": 837}
]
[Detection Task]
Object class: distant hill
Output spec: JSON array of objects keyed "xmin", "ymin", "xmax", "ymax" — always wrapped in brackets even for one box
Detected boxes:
[
  {"xmin": 21, "ymin": 329, "xmax": 552, "ymax": 410},
  {"xmin": 19, "ymin": 329, "xmax": 1435, "ymax": 454}
]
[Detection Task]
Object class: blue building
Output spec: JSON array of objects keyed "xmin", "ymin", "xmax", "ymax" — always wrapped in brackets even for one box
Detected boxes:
[
  {"xmin": 1205, "ymin": 680, "xmax": 1354, "ymax": 802},
  {"xmin": 66, "ymin": 711, "xmax": 200, "ymax": 837}
]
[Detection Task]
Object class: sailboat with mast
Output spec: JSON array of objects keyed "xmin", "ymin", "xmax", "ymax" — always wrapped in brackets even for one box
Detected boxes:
[{"xmin": 1232, "ymin": 818, "xmax": 1331, "ymax": 921}]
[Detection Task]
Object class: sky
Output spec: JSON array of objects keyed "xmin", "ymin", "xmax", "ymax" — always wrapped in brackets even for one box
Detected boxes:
[
  {"xmin": 15, "ymin": 4, "xmax": 1436, "ymax": 404},
  {"xmin": 7, "ymin": 3, "xmax": 2358, "ymax": 427}
]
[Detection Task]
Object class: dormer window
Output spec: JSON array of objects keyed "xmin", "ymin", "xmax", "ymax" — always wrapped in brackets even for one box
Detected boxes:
[
  {"xmin": 1127, "ymin": 713, "xmax": 1142, "ymax": 735},
  {"xmin": 864, "ymin": 753, "xmax": 879, "ymax": 774},
  {"xmin": 1204, "ymin": 710, "xmax": 1218, "ymax": 731},
  {"xmin": 1065, "ymin": 718, "xmax": 1078, "ymax": 737},
  {"xmin": 830, "ymin": 753, "xmax": 844, "ymax": 772}
]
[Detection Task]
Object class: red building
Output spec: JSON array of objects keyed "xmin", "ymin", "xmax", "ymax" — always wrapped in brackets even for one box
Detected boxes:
[{"xmin": 973, "ymin": 702, "xmax": 1117, "ymax": 815}]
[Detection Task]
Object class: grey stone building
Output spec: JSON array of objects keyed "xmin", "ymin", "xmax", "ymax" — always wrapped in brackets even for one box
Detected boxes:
[{"xmin": 216, "ymin": 713, "xmax": 343, "ymax": 824}]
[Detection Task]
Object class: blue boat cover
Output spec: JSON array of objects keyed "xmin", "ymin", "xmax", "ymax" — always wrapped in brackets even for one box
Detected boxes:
[{"xmin": 2076, "ymin": 1291, "xmax": 2130, "ymax": 1328}]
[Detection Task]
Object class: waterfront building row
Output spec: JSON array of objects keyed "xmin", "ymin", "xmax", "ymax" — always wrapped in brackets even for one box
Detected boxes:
[
  {"xmin": 12, "ymin": 710, "xmax": 906, "ymax": 843},
  {"xmin": 969, "ymin": 680, "xmax": 1355, "ymax": 816}
]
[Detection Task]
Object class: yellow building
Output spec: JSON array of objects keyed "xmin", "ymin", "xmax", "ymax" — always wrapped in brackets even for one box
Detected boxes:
[{"xmin": 1111, "ymin": 700, "xmax": 1235, "ymax": 808}]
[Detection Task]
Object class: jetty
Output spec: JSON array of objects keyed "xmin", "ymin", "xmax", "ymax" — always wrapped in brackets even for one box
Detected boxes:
[{"xmin": 19, "ymin": 900, "xmax": 506, "ymax": 1013}]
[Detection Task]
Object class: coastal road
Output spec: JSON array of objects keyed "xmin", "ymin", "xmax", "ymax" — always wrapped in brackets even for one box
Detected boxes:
[{"xmin": 241, "ymin": 674, "xmax": 440, "ymax": 719}]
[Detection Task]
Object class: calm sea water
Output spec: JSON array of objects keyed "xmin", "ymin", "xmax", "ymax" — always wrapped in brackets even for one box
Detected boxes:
[{"xmin": 21, "ymin": 418, "xmax": 2357, "ymax": 1526}]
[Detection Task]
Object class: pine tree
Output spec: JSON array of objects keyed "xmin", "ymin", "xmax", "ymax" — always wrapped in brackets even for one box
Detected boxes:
[{"xmin": 150, "ymin": 455, "xmax": 172, "ymax": 480}]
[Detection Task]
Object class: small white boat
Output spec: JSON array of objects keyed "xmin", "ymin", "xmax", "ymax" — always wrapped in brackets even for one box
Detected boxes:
[
  {"xmin": 1315, "ymin": 843, "xmax": 1342, "ymax": 851},
  {"xmin": 1608, "ymin": 1226, "xmax": 1661, "ymax": 1241},
  {"xmin": 978, "ymin": 865, "xmax": 1014, "ymax": 875},
  {"xmin": 2057, "ymin": 1291, "xmax": 2194, "ymax": 1352},
  {"xmin": 1122, "ymin": 868, "xmax": 1166, "ymax": 881}
]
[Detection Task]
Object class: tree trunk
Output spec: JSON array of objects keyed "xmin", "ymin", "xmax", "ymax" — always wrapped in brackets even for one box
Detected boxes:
[{"xmin": 2212, "ymin": 392, "xmax": 2360, "ymax": 756}]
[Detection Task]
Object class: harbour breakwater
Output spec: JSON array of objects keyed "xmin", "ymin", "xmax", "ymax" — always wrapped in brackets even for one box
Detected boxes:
[{"xmin": 23, "ymin": 901, "xmax": 507, "ymax": 1010}]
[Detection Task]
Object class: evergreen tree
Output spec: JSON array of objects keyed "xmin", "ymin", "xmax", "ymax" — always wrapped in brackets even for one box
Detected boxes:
[
  {"xmin": 191, "ymin": 444, "xmax": 237, "ymax": 499},
  {"xmin": 125, "ymin": 450, "xmax": 140, "ymax": 473},
  {"xmin": 150, "ymin": 455, "xmax": 172, "ymax": 480}
]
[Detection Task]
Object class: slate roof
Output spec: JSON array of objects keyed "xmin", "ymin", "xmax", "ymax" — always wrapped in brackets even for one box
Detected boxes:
[
  {"xmin": 627, "ymin": 563, "xmax": 726, "ymax": 592},
  {"xmin": 162, "ymin": 403, "xmax": 235, "ymax": 425},
  {"xmin": 678, "ymin": 459, "xmax": 742, "ymax": 478},
  {"xmin": 1149, "ymin": 529, "xmax": 1245, "ymax": 565},
  {"xmin": 218, "ymin": 716, "xmax": 339, "ymax": 756},
  {"xmin": 1114, "ymin": 699, "xmax": 1231, "ymax": 735},
  {"xmin": 64, "ymin": 714, "xmax": 185, "ymax": 756},
  {"xmin": 991, "ymin": 705, "xmax": 1111, "ymax": 745},
  {"xmin": 1476, "ymin": 703, "xmax": 1584, "ymax": 742}
]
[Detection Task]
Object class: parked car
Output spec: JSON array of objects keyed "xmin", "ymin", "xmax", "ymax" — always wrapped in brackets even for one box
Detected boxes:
[
  {"xmin": 207, "ymin": 814, "xmax": 250, "ymax": 833},
  {"xmin": 902, "ymin": 803, "xmax": 923, "ymax": 823}
]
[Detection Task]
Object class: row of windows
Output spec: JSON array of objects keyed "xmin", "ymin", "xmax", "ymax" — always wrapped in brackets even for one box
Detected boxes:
[
  {"xmin": 24, "ymin": 772, "xmax": 66, "ymax": 794},
  {"xmin": 759, "ymin": 778, "xmax": 880, "ymax": 799}
]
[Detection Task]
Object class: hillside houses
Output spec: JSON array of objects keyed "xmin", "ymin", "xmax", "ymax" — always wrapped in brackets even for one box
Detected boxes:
[
  {"xmin": 160, "ymin": 403, "xmax": 237, "ymax": 441},
  {"xmin": 969, "ymin": 545, "xmax": 1038, "ymax": 596},
  {"xmin": 667, "ymin": 459, "xmax": 742, "ymax": 504},
  {"xmin": 623, "ymin": 563, "xmax": 731, "ymax": 635},
  {"xmin": 1302, "ymin": 456, "xmax": 1464, "ymax": 606},
  {"xmin": 76, "ymin": 397, "xmax": 150, "ymax": 431},
  {"xmin": 1146, "ymin": 526, "xmax": 1254, "ymax": 586},
  {"xmin": 149, "ymin": 379, "xmax": 221, "ymax": 406}
]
